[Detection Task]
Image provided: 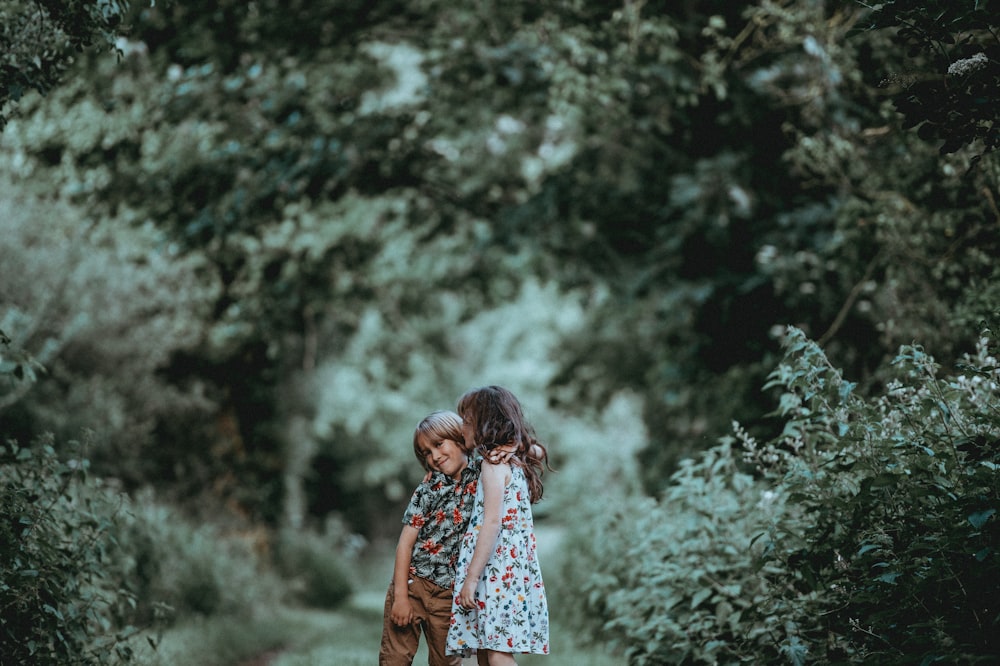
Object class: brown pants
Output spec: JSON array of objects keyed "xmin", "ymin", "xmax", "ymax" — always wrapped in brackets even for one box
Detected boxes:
[{"xmin": 378, "ymin": 576, "xmax": 462, "ymax": 666}]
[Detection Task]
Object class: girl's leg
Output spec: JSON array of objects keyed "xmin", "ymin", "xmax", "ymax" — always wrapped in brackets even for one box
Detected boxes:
[{"xmin": 481, "ymin": 649, "xmax": 517, "ymax": 666}]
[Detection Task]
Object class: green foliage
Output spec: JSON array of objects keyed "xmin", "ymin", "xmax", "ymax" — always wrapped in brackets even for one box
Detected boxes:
[
  {"xmin": 540, "ymin": 0, "xmax": 997, "ymax": 486},
  {"xmin": 0, "ymin": 327, "xmax": 46, "ymax": 408},
  {"xmin": 0, "ymin": 0, "xmax": 134, "ymax": 129},
  {"xmin": 273, "ymin": 527, "xmax": 353, "ymax": 609},
  {"xmin": 0, "ymin": 436, "xmax": 138, "ymax": 665},
  {"xmin": 0, "ymin": 176, "xmax": 230, "ymax": 501},
  {"xmin": 554, "ymin": 447, "xmax": 787, "ymax": 665},
  {"xmin": 110, "ymin": 492, "xmax": 282, "ymax": 623},
  {"xmin": 129, "ymin": 611, "xmax": 297, "ymax": 666},
  {"xmin": 559, "ymin": 325, "xmax": 1000, "ymax": 663},
  {"xmin": 852, "ymin": 0, "xmax": 1000, "ymax": 155},
  {"xmin": 744, "ymin": 326, "xmax": 1000, "ymax": 663}
]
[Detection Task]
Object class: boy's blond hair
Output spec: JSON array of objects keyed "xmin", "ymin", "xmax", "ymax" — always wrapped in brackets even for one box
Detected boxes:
[{"xmin": 412, "ymin": 410, "xmax": 464, "ymax": 471}]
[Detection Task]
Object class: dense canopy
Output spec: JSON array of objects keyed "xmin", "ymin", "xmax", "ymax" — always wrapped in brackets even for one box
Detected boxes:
[{"xmin": 1, "ymin": 1, "xmax": 998, "ymax": 664}]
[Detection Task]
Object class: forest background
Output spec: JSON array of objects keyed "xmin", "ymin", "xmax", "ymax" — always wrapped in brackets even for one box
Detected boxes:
[{"xmin": 1, "ymin": 0, "xmax": 998, "ymax": 664}]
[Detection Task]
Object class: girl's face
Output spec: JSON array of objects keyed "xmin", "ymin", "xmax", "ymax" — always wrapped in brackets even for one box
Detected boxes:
[
  {"xmin": 460, "ymin": 413, "xmax": 476, "ymax": 451},
  {"xmin": 417, "ymin": 435, "xmax": 468, "ymax": 480}
]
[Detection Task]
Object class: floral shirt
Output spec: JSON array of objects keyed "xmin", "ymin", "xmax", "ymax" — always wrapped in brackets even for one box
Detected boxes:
[{"xmin": 401, "ymin": 458, "xmax": 480, "ymax": 589}]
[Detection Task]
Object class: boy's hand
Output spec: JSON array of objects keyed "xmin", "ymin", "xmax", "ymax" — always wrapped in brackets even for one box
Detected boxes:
[
  {"xmin": 488, "ymin": 442, "xmax": 518, "ymax": 464},
  {"xmin": 391, "ymin": 596, "xmax": 415, "ymax": 626}
]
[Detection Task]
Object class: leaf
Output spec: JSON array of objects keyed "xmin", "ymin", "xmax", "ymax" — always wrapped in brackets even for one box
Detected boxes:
[
  {"xmin": 869, "ymin": 473, "xmax": 900, "ymax": 489},
  {"xmin": 968, "ymin": 509, "xmax": 995, "ymax": 529},
  {"xmin": 42, "ymin": 604, "xmax": 64, "ymax": 620},
  {"xmin": 939, "ymin": 135, "xmax": 968, "ymax": 154},
  {"xmin": 690, "ymin": 587, "xmax": 713, "ymax": 609}
]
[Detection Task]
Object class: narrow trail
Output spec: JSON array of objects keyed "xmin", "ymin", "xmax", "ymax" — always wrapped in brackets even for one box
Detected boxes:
[
  {"xmin": 234, "ymin": 648, "xmax": 283, "ymax": 666},
  {"xmin": 231, "ymin": 523, "xmax": 569, "ymax": 666}
]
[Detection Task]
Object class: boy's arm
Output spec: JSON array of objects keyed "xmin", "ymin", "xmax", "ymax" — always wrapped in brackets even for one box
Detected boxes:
[
  {"xmin": 486, "ymin": 442, "xmax": 540, "ymax": 464},
  {"xmin": 457, "ymin": 462, "xmax": 508, "ymax": 610},
  {"xmin": 489, "ymin": 442, "xmax": 517, "ymax": 463},
  {"xmin": 390, "ymin": 524, "xmax": 420, "ymax": 626}
]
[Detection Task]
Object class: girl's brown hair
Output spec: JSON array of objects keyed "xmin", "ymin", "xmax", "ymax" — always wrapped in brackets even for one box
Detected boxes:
[
  {"xmin": 457, "ymin": 385, "xmax": 549, "ymax": 502},
  {"xmin": 412, "ymin": 410, "xmax": 464, "ymax": 471}
]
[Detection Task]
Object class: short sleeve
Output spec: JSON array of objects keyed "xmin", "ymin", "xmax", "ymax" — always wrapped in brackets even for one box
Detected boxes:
[
  {"xmin": 402, "ymin": 475, "xmax": 446, "ymax": 527},
  {"xmin": 402, "ymin": 484, "xmax": 427, "ymax": 526}
]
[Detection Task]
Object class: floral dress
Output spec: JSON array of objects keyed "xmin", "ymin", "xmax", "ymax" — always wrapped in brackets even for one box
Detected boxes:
[{"xmin": 446, "ymin": 465, "xmax": 549, "ymax": 656}]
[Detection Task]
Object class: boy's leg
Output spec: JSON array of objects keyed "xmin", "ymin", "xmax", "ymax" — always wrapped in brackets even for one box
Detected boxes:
[
  {"xmin": 410, "ymin": 577, "xmax": 461, "ymax": 666},
  {"xmin": 379, "ymin": 583, "xmax": 421, "ymax": 666}
]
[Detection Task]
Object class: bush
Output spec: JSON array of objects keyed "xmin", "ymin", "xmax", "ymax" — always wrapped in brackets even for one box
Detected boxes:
[
  {"xmin": 273, "ymin": 527, "xmax": 354, "ymax": 609},
  {"xmin": 0, "ymin": 435, "xmax": 138, "ymax": 665},
  {"xmin": 111, "ymin": 492, "xmax": 282, "ymax": 624},
  {"xmin": 743, "ymin": 326, "xmax": 1000, "ymax": 663},
  {"xmin": 554, "ymin": 445, "xmax": 795, "ymax": 665},
  {"xmin": 560, "ymin": 324, "xmax": 1000, "ymax": 664},
  {"xmin": 0, "ymin": 177, "xmax": 219, "ymax": 489}
]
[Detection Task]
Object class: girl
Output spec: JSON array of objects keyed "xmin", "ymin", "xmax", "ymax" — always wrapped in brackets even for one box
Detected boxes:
[{"xmin": 446, "ymin": 386, "xmax": 550, "ymax": 665}]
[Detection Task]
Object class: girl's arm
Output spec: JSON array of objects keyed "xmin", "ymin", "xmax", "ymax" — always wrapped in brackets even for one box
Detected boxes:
[
  {"xmin": 457, "ymin": 461, "xmax": 510, "ymax": 610},
  {"xmin": 390, "ymin": 524, "xmax": 420, "ymax": 625}
]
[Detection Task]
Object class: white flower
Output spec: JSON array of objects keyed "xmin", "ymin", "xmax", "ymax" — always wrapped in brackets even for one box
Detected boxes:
[{"xmin": 947, "ymin": 53, "xmax": 988, "ymax": 77}]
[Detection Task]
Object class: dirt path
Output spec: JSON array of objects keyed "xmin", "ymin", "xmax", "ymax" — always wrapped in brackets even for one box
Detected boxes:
[
  {"xmin": 230, "ymin": 522, "xmax": 574, "ymax": 666},
  {"xmin": 234, "ymin": 648, "xmax": 284, "ymax": 666}
]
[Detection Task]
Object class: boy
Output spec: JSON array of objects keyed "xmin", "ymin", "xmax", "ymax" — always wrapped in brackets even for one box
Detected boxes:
[{"xmin": 379, "ymin": 411, "xmax": 478, "ymax": 666}]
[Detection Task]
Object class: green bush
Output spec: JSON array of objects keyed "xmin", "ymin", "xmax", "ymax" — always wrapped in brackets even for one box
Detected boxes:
[
  {"xmin": 111, "ymin": 493, "xmax": 282, "ymax": 624},
  {"xmin": 743, "ymin": 326, "xmax": 1000, "ymax": 663},
  {"xmin": 0, "ymin": 435, "xmax": 138, "ymax": 665},
  {"xmin": 0, "ymin": 176, "xmax": 220, "ymax": 491},
  {"xmin": 0, "ymin": 431, "xmax": 288, "ymax": 663},
  {"xmin": 560, "ymin": 325, "xmax": 1000, "ymax": 664},
  {"xmin": 554, "ymin": 446, "xmax": 795, "ymax": 665},
  {"xmin": 273, "ymin": 527, "xmax": 353, "ymax": 609}
]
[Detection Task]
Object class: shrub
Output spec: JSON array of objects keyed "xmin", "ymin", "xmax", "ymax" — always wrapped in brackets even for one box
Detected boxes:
[
  {"xmin": 560, "ymin": 324, "xmax": 1000, "ymax": 664},
  {"xmin": 0, "ymin": 435, "xmax": 138, "ymax": 665},
  {"xmin": 111, "ymin": 493, "xmax": 282, "ymax": 624},
  {"xmin": 554, "ymin": 444, "xmax": 800, "ymax": 665},
  {"xmin": 0, "ymin": 177, "xmax": 219, "ymax": 488},
  {"xmin": 743, "ymin": 326, "xmax": 1000, "ymax": 663},
  {"xmin": 273, "ymin": 527, "xmax": 353, "ymax": 609}
]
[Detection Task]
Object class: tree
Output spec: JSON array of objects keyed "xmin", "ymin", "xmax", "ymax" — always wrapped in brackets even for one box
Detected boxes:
[
  {"xmin": 851, "ymin": 0, "xmax": 1000, "ymax": 157},
  {"xmin": 0, "ymin": 0, "xmax": 136, "ymax": 129},
  {"xmin": 2, "ymin": 0, "xmax": 997, "ymax": 519}
]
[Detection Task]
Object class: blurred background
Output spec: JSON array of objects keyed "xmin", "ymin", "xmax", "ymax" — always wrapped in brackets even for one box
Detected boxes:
[{"xmin": 2, "ymin": 1, "xmax": 998, "ymax": 664}]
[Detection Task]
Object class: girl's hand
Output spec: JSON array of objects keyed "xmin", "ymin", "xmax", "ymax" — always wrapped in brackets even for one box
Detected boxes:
[{"xmin": 457, "ymin": 580, "xmax": 479, "ymax": 611}]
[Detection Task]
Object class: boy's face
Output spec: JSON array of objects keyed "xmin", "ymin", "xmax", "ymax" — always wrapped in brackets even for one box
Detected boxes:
[{"xmin": 418, "ymin": 436, "xmax": 469, "ymax": 480}]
